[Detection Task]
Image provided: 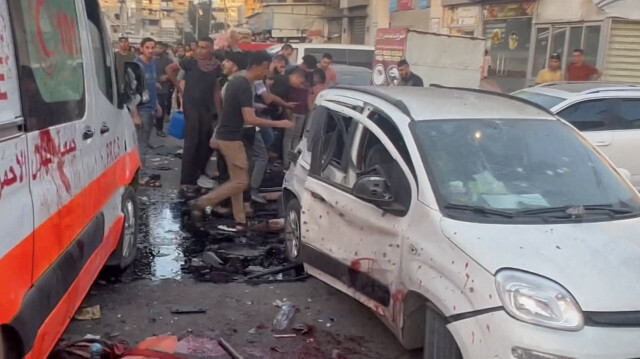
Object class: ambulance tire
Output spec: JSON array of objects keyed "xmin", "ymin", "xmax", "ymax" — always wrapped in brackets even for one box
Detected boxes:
[
  {"xmin": 0, "ymin": 325, "xmax": 23, "ymax": 359},
  {"xmin": 423, "ymin": 305, "xmax": 462, "ymax": 359},
  {"xmin": 108, "ymin": 186, "xmax": 139, "ymax": 272}
]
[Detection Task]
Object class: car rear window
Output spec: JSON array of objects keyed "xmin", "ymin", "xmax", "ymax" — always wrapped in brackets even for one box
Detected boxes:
[{"xmin": 512, "ymin": 91, "xmax": 565, "ymax": 110}]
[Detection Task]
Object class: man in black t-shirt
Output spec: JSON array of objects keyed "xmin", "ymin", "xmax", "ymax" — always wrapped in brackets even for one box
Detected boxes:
[
  {"xmin": 167, "ymin": 37, "xmax": 223, "ymax": 198},
  {"xmin": 397, "ymin": 59, "xmax": 424, "ymax": 87},
  {"xmin": 189, "ymin": 51, "xmax": 294, "ymax": 232}
]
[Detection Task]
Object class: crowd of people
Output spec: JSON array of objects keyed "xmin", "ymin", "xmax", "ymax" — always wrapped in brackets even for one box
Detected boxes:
[{"xmin": 114, "ymin": 35, "xmax": 343, "ymax": 233}]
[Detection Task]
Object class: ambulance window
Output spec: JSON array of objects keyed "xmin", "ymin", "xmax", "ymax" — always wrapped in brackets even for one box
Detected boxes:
[
  {"xmin": 8, "ymin": 0, "xmax": 86, "ymax": 131},
  {"xmin": 86, "ymin": 0, "xmax": 114, "ymax": 103}
]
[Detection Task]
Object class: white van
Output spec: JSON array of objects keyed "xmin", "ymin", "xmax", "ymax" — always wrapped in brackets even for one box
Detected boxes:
[
  {"xmin": 0, "ymin": 0, "xmax": 144, "ymax": 357},
  {"xmin": 283, "ymin": 85, "xmax": 640, "ymax": 359},
  {"xmin": 267, "ymin": 43, "xmax": 374, "ymax": 69}
]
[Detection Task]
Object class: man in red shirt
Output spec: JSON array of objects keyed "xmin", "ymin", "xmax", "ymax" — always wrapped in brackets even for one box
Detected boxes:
[
  {"xmin": 566, "ymin": 49, "xmax": 602, "ymax": 81},
  {"xmin": 319, "ymin": 53, "xmax": 339, "ymax": 86}
]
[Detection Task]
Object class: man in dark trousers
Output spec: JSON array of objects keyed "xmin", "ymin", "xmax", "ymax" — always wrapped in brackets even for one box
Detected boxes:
[
  {"xmin": 397, "ymin": 59, "xmax": 424, "ymax": 87},
  {"xmin": 167, "ymin": 37, "xmax": 223, "ymax": 199},
  {"xmin": 154, "ymin": 42, "xmax": 172, "ymax": 137},
  {"xmin": 189, "ymin": 51, "xmax": 294, "ymax": 233}
]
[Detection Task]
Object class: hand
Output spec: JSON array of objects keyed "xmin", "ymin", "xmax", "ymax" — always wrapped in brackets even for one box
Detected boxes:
[
  {"xmin": 278, "ymin": 120, "xmax": 295, "ymax": 129},
  {"xmin": 160, "ymin": 74, "xmax": 169, "ymax": 82},
  {"xmin": 132, "ymin": 113, "xmax": 142, "ymax": 127},
  {"xmin": 156, "ymin": 83, "xmax": 162, "ymax": 90},
  {"xmin": 284, "ymin": 102, "xmax": 297, "ymax": 110}
]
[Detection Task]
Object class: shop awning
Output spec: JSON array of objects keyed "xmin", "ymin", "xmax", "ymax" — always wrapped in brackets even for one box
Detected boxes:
[{"xmin": 593, "ymin": 0, "xmax": 640, "ymax": 20}]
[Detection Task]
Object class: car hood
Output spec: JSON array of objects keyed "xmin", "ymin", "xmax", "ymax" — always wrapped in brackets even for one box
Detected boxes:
[{"xmin": 440, "ymin": 216, "xmax": 640, "ymax": 311}]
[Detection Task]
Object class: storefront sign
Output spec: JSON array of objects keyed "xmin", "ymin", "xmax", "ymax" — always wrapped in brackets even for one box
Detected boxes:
[
  {"xmin": 398, "ymin": 0, "xmax": 413, "ymax": 11},
  {"xmin": 389, "ymin": 0, "xmax": 397, "ymax": 12},
  {"xmin": 372, "ymin": 28, "xmax": 408, "ymax": 86},
  {"xmin": 483, "ymin": 2, "xmax": 534, "ymax": 19},
  {"xmin": 446, "ymin": 5, "xmax": 479, "ymax": 27},
  {"xmin": 419, "ymin": 0, "xmax": 430, "ymax": 9}
]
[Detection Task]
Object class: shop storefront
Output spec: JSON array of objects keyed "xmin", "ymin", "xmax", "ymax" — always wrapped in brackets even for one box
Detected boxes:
[
  {"xmin": 482, "ymin": 1, "xmax": 535, "ymax": 92},
  {"xmin": 529, "ymin": 0, "xmax": 640, "ymax": 85},
  {"xmin": 443, "ymin": 4, "xmax": 482, "ymax": 36}
]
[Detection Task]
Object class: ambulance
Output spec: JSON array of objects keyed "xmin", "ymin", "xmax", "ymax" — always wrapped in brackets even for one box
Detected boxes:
[{"xmin": 0, "ymin": 0, "xmax": 144, "ymax": 357}]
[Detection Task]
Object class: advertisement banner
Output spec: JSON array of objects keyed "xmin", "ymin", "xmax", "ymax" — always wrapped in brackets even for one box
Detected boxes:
[
  {"xmin": 389, "ymin": 0, "xmax": 398, "ymax": 12},
  {"xmin": 483, "ymin": 2, "xmax": 534, "ymax": 19},
  {"xmin": 372, "ymin": 28, "xmax": 408, "ymax": 86},
  {"xmin": 398, "ymin": 0, "xmax": 413, "ymax": 11}
]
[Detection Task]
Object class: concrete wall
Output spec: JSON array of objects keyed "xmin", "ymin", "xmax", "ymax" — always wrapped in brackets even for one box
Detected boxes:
[{"xmin": 535, "ymin": 0, "xmax": 607, "ymax": 23}]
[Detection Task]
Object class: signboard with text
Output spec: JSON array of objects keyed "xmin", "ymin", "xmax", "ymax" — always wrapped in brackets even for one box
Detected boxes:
[{"xmin": 372, "ymin": 28, "xmax": 408, "ymax": 86}]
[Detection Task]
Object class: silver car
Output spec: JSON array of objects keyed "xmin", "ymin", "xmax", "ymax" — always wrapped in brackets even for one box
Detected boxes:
[{"xmin": 513, "ymin": 82, "xmax": 640, "ymax": 189}]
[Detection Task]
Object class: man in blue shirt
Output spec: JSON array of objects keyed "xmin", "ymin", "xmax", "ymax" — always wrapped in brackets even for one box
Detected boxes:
[{"xmin": 131, "ymin": 37, "xmax": 162, "ymax": 187}]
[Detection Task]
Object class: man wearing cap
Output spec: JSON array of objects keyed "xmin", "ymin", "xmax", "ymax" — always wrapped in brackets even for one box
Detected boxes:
[
  {"xmin": 114, "ymin": 36, "xmax": 136, "ymax": 94},
  {"xmin": 536, "ymin": 53, "xmax": 563, "ymax": 85}
]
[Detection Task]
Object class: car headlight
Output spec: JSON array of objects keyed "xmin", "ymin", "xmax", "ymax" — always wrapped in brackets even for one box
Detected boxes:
[{"xmin": 495, "ymin": 269, "xmax": 584, "ymax": 331}]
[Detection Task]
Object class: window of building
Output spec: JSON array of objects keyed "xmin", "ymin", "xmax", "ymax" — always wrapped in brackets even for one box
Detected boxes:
[
  {"xmin": 531, "ymin": 23, "xmax": 602, "ymax": 80},
  {"xmin": 9, "ymin": 0, "xmax": 86, "ymax": 131}
]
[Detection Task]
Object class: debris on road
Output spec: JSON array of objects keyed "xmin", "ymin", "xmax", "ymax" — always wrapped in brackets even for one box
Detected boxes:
[
  {"xmin": 273, "ymin": 333, "xmax": 296, "ymax": 338},
  {"xmin": 74, "ymin": 305, "xmax": 101, "ymax": 321},
  {"xmin": 170, "ymin": 305, "xmax": 207, "ymax": 314},
  {"xmin": 217, "ymin": 338, "xmax": 244, "ymax": 359},
  {"xmin": 272, "ymin": 302, "xmax": 295, "ymax": 330}
]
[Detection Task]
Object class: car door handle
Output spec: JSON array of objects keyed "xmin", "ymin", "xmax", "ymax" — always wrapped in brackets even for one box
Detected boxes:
[
  {"xmin": 595, "ymin": 140, "xmax": 611, "ymax": 146},
  {"xmin": 82, "ymin": 129, "xmax": 94, "ymax": 140},
  {"xmin": 100, "ymin": 124, "xmax": 110, "ymax": 134},
  {"xmin": 310, "ymin": 191, "xmax": 326, "ymax": 203}
]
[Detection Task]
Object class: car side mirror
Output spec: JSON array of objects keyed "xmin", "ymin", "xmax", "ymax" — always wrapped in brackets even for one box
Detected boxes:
[
  {"xmin": 352, "ymin": 175, "xmax": 395, "ymax": 207},
  {"xmin": 122, "ymin": 61, "xmax": 148, "ymax": 107}
]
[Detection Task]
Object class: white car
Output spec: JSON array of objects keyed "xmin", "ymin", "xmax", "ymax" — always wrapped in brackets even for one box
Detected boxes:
[
  {"xmin": 267, "ymin": 43, "xmax": 374, "ymax": 69},
  {"xmin": 282, "ymin": 85, "xmax": 640, "ymax": 359},
  {"xmin": 512, "ymin": 82, "xmax": 640, "ymax": 189}
]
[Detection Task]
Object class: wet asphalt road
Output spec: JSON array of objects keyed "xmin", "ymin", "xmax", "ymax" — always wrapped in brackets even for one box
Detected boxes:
[{"xmin": 62, "ymin": 133, "xmax": 423, "ymax": 359}]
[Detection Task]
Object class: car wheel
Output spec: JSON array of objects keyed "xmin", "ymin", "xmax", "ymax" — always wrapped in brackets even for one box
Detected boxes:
[
  {"xmin": 423, "ymin": 306, "xmax": 462, "ymax": 359},
  {"xmin": 107, "ymin": 186, "xmax": 139, "ymax": 272},
  {"xmin": 284, "ymin": 197, "xmax": 302, "ymax": 263}
]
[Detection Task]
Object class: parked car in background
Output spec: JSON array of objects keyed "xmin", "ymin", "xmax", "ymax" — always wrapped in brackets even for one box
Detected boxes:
[
  {"xmin": 267, "ymin": 43, "xmax": 374, "ymax": 69},
  {"xmin": 282, "ymin": 85, "xmax": 640, "ymax": 359},
  {"xmin": 513, "ymin": 82, "xmax": 640, "ymax": 189},
  {"xmin": 332, "ymin": 64, "xmax": 372, "ymax": 86}
]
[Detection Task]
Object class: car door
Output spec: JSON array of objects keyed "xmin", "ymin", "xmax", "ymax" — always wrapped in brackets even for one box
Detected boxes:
[
  {"xmin": 608, "ymin": 97, "xmax": 640, "ymax": 188},
  {"xmin": 556, "ymin": 98, "xmax": 616, "ymax": 150},
  {"xmin": 0, "ymin": 0, "xmax": 35, "ymax": 327},
  {"xmin": 300, "ymin": 100, "xmax": 413, "ymax": 313}
]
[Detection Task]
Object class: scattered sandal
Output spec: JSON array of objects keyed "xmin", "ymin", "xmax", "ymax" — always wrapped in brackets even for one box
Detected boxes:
[{"xmin": 140, "ymin": 177, "xmax": 162, "ymax": 188}]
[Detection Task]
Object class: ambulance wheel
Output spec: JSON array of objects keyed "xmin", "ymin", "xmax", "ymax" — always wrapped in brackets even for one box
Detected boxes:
[
  {"xmin": 0, "ymin": 325, "xmax": 23, "ymax": 359},
  {"xmin": 423, "ymin": 306, "xmax": 462, "ymax": 359},
  {"xmin": 108, "ymin": 186, "xmax": 139, "ymax": 272}
]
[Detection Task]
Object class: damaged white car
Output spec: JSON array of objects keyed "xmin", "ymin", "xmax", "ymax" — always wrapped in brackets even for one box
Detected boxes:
[{"xmin": 282, "ymin": 85, "xmax": 640, "ymax": 359}]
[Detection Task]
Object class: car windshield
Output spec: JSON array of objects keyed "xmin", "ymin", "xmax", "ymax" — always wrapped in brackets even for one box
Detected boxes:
[
  {"xmin": 411, "ymin": 119, "xmax": 640, "ymax": 223},
  {"xmin": 512, "ymin": 91, "xmax": 565, "ymax": 109}
]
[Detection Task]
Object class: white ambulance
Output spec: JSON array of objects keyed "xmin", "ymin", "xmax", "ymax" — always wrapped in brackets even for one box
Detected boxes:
[{"xmin": 0, "ymin": 0, "xmax": 144, "ymax": 357}]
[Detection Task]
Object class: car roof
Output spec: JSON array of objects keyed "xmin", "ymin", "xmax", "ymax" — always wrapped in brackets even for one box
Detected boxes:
[
  {"xmin": 330, "ymin": 86, "xmax": 556, "ymax": 121},
  {"xmin": 517, "ymin": 81, "xmax": 640, "ymax": 99}
]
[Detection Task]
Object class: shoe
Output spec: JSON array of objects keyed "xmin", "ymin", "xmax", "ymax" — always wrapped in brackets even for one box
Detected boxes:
[
  {"xmin": 179, "ymin": 186, "xmax": 200, "ymax": 200},
  {"xmin": 157, "ymin": 131, "xmax": 167, "ymax": 137},
  {"xmin": 251, "ymin": 190, "xmax": 267, "ymax": 204},
  {"xmin": 217, "ymin": 223, "xmax": 247, "ymax": 234},
  {"xmin": 197, "ymin": 175, "xmax": 217, "ymax": 189}
]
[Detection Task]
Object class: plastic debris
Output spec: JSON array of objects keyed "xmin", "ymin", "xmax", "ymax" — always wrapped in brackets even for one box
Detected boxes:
[
  {"xmin": 272, "ymin": 302, "xmax": 295, "ymax": 330},
  {"xmin": 74, "ymin": 305, "xmax": 101, "ymax": 320}
]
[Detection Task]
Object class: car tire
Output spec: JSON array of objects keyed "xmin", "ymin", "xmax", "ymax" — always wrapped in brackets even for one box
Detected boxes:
[
  {"xmin": 423, "ymin": 306, "xmax": 462, "ymax": 359},
  {"xmin": 107, "ymin": 186, "xmax": 139, "ymax": 272},
  {"xmin": 284, "ymin": 197, "xmax": 302, "ymax": 263}
]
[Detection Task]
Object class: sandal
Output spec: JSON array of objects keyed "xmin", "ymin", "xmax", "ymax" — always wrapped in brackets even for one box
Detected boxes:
[
  {"xmin": 140, "ymin": 177, "xmax": 162, "ymax": 188},
  {"xmin": 217, "ymin": 222, "xmax": 247, "ymax": 234}
]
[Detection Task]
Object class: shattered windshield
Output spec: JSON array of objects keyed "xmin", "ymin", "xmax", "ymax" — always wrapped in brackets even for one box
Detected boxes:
[{"xmin": 411, "ymin": 119, "xmax": 640, "ymax": 223}]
